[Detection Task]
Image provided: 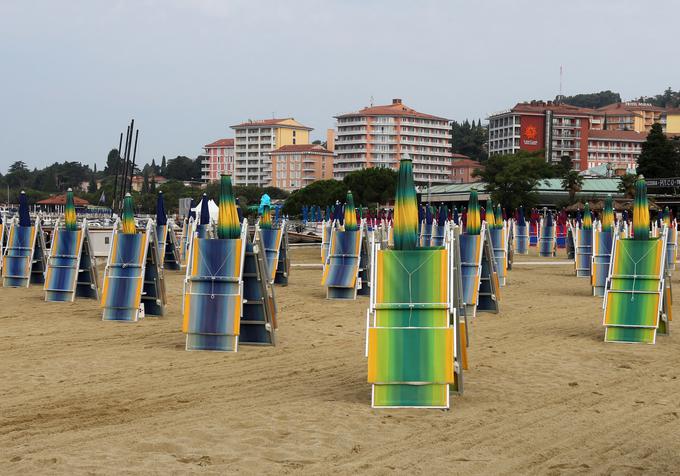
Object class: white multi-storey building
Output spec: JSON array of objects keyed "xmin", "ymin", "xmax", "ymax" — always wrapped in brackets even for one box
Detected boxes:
[
  {"xmin": 230, "ymin": 118, "xmax": 312, "ymax": 186},
  {"xmin": 334, "ymin": 99, "xmax": 452, "ymax": 184}
]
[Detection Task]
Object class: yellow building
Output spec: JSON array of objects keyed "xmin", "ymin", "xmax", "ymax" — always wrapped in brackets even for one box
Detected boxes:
[
  {"xmin": 230, "ymin": 118, "xmax": 312, "ymax": 186},
  {"xmin": 597, "ymin": 102, "xmax": 665, "ymax": 133},
  {"xmin": 664, "ymin": 108, "xmax": 680, "ymax": 134}
]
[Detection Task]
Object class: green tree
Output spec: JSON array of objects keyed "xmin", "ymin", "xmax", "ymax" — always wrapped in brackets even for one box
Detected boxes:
[
  {"xmin": 474, "ymin": 151, "xmax": 553, "ymax": 210},
  {"xmin": 6, "ymin": 161, "xmax": 33, "ymax": 188},
  {"xmin": 618, "ymin": 173, "xmax": 637, "ymax": 199},
  {"xmin": 165, "ymin": 156, "xmax": 198, "ymax": 181},
  {"xmin": 142, "ymin": 169, "xmax": 150, "ymax": 193},
  {"xmin": 636, "ymin": 123, "xmax": 679, "ymax": 179},
  {"xmin": 88, "ymin": 172, "xmax": 98, "ymax": 193},
  {"xmin": 104, "ymin": 149, "xmax": 120, "ymax": 175},
  {"xmin": 451, "ymin": 119, "xmax": 488, "ymax": 162},
  {"xmin": 560, "ymin": 90, "xmax": 621, "ymax": 109},
  {"xmin": 561, "ymin": 170, "xmax": 584, "ymax": 203},
  {"xmin": 160, "ymin": 156, "xmax": 167, "ymax": 175},
  {"xmin": 283, "ymin": 179, "xmax": 347, "ymax": 215},
  {"xmin": 342, "ymin": 167, "xmax": 397, "ymax": 206}
]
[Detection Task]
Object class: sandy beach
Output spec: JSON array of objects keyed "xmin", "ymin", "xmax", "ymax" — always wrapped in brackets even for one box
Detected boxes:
[{"xmin": 2, "ymin": 246, "xmax": 680, "ymax": 475}]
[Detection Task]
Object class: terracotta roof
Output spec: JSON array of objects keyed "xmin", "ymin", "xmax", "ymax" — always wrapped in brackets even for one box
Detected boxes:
[
  {"xmin": 452, "ymin": 158, "xmax": 483, "ymax": 168},
  {"xmin": 37, "ymin": 194, "xmax": 89, "ymax": 206},
  {"xmin": 204, "ymin": 138, "xmax": 234, "ymax": 148},
  {"xmin": 452, "ymin": 153, "xmax": 470, "ymax": 159},
  {"xmin": 597, "ymin": 102, "xmax": 665, "ymax": 113},
  {"xmin": 335, "ymin": 100, "xmax": 448, "ymax": 121},
  {"xmin": 588, "ymin": 130, "xmax": 647, "ymax": 141},
  {"xmin": 271, "ymin": 144, "xmax": 333, "ymax": 154},
  {"xmin": 131, "ymin": 175, "xmax": 168, "ymax": 182},
  {"xmin": 510, "ymin": 102, "xmax": 597, "ymax": 116},
  {"xmin": 230, "ymin": 118, "xmax": 313, "ymax": 130}
]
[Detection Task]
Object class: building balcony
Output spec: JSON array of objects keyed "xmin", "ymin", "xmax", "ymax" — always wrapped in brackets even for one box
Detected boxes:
[
  {"xmin": 337, "ymin": 127, "xmax": 367, "ymax": 136},
  {"xmin": 337, "ymin": 118, "xmax": 367, "ymax": 126}
]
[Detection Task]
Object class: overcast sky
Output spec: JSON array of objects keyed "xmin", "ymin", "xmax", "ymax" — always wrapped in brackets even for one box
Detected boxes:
[{"xmin": 1, "ymin": 0, "xmax": 678, "ymax": 172}]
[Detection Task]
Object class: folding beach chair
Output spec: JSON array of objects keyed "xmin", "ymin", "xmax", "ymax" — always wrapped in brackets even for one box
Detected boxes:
[
  {"xmin": 156, "ymin": 221, "xmax": 181, "ymax": 271},
  {"xmin": 44, "ymin": 219, "xmax": 99, "ymax": 302},
  {"xmin": 321, "ymin": 222, "xmax": 364, "ymax": 299},
  {"xmin": 665, "ymin": 224, "xmax": 677, "ymax": 273},
  {"xmin": 357, "ymin": 222, "xmax": 371, "ymax": 296},
  {"xmin": 182, "ymin": 223, "xmax": 247, "ymax": 351},
  {"xmin": 321, "ymin": 220, "xmax": 332, "ymax": 264},
  {"xmin": 430, "ymin": 223, "xmax": 447, "ymax": 247},
  {"xmin": 478, "ymin": 226, "xmax": 501, "ymax": 313},
  {"xmin": 603, "ymin": 235, "xmax": 667, "ymax": 344},
  {"xmin": 591, "ymin": 227, "xmax": 614, "ymax": 297},
  {"xmin": 458, "ymin": 223, "xmax": 484, "ymax": 318},
  {"xmin": 489, "ymin": 223, "xmax": 508, "ymax": 286},
  {"xmin": 419, "ymin": 221, "xmax": 433, "ymax": 247},
  {"xmin": 0, "ymin": 220, "xmax": 4, "ymax": 275},
  {"xmin": 257, "ymin": 221, "xmax": 284, "ymax": 284},
  {"xmin": 240, "ymin": 224, "xmax": 277, "ymax": 345},
  {"xmin": 2, "ymin": 218, "xmax": 46, "ymax": 288},
  {"xmin": 366, "ymin": 242, "xmax": 458, "ymax": 408},
  {"xmin": 101, "ymin": 220, "xmax": 164, "ymax": 321},
  {"xmin": 514, "ymin": 222, "xmax": 529, "ymax": 255},
  {"xmin": 538, "ymin": 219, "xmax": 556, "ymax": 257},
  {"xmin": 574, "ymin": 226, "xmax": 593, "ymax": 277}
]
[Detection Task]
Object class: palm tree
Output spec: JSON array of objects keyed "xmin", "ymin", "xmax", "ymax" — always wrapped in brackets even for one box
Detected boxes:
[
  {"xmin": 561, "ymin": 170, "xmax": 584, "ymax": 203},
  {"xmin": 618, "ymin": 173, "xmax": 637, "ymax": 199}
]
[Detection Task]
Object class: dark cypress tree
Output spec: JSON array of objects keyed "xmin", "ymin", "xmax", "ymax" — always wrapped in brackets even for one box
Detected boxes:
[{"xmin": 637, "ymin": 123, "xmax": 679, "ymax": 178}]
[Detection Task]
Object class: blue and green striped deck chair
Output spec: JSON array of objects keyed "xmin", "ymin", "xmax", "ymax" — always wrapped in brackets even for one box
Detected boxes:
[
  {"xmin": 274, "ymin": 225, "xmax": 290, "ymax": 286},
  {"xmin": 430, "ymin": 224, "xmax": 446, "ymax": 247},
  {"xmin": 539, "ymin": 219, "xmax": 556, "ymax": 257},
  {"xmin": 603, "ymin": 235, "xmax": 666, "ymax": 344},
  {"xmin": 591, "ymin": 229, "xmax": 614, "ymax": 297},
  {"xmin": 478, "ymin": 226, "xmax": 501, "ymax": 313},
  {"xmin": 321, "ymin": 224, "xmax": 363, "ymax": 300},
  {"xmin": 156, "ymin": 222, "xmax": 181, "ymax": 271},
  {"xmin": 44, "ymin": 225, "xmax": 84, "ymax": 302},
  {"xmin": 459, "ymin": 229, "xmax": 483, "ymax": 318},
  {"xmin": 241, "ymin": 223, "xmax": 277, "ymax": 345},
  {"xmin": 258, "ymin": 224, "xmax": 283, "ymax": 284},
  {"xmin": 321, "ymin": 220, "xmax": 332, "ymax": 263},
  {"xmin": 101, "ymin": 224, "xmax": 150, "ymax": 322},
  {"xmin": 179, "ymin": 218, "xmax": 192, "ymax": 265},
  {"xmin": 2, "ymin": 221, "xmax": 38, "ymax": 288},
  {"xmin": 665, "ymin": 225, "xmax": 677, "ymax": 272},
  {"xmin": 489, "ymin": 225, "xmax": 508, "ymax": 286},
  {"xmin": 367, "ymin": 246, "xmax": 456, "ymax": 408},
  {"xmin": 183, "ymin": 227, "xmax": 246, "ymax": 351},
  {"xmin": 419, "ymin": 221, "xmax": 433, "ymax": 247},
  {"xmin": 574, "ymin": 226, "xmax": 593, "ymax": 277},
  {"xmin": 514, "ymin": 222, "xmax": 529, "ymax": 255}
]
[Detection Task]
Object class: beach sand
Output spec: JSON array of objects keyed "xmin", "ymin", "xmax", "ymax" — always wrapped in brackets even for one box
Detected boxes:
[{"xmin": 2, "ymin": 246, "xmax": 680, "ymax": 474}]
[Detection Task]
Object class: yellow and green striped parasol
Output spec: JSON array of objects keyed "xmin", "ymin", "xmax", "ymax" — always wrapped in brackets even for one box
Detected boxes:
[
  {"xmin": 122, "ymin": 193, "xmax": 136, "ymax": 234},
  {"xmin": 633, "ymin": 176, "xmax": 650, "ymax": 240},
  {"xmin": 260, "ymin": 205, "xmax": 272, "ymax": 230},
  {"xmin": 393, "ymin": 156, "xmax": 418, "ymax": 249},
  {"xmin": 467, "ymin": 188, "xmax": 481, "ymax": 235},
  {"xmin": 582, "ymin": 202, "xmax": 592, "ymax": 231},
  {"xmin": 218, "ymin": 175, "xmax": 241, "ymax": 238},
  {"xmin": 344, "ymin": 191, "xmax": 358, "ymax": 231},
  {"xmin": 64, "ymin": 188, "xmax": 77, "ymax": 231},
  {"xmin": 601, "ymin": 195, "xmax": 614, "ymax": 232}
]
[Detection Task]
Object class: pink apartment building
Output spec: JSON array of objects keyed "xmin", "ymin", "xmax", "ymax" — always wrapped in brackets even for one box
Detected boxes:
[{"xmin": 201, "ymin": 138, "xmax": 235, "ymax": 182}]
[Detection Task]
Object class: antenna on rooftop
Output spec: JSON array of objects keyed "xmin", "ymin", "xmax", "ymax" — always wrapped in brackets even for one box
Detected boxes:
[
  {"xmin": 370, "ymin": 95, "xmax": 374, "ymax": 107},
  {"xmin": 559, "ymin": 65, "xmax": 563, "ymax": 96}
]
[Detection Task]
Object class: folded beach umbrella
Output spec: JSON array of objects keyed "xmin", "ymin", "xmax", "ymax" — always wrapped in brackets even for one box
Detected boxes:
[
  {"xmin": 188, "ymin": 198, "xmax": 196, "ymax": 220},
  {"xmin": 485, "ymin": 199, "xmax": 495, "ymax": 228},
  {"xmin": 344, "ymin": 191, "xmax": 358, "ymax": 231},
  {"xmin": 259, "ymin": 194, "xmax": 271, "ymax": 215},
  {"xmin": 418, "ymin": 204, "xmax": 425, "ymax": 225},
  {"xmin": 393, "ymin": 156, "xmax": 418, "ymax": 250},
  {"xmin": 530, "ymin": 208, "xmax": 539, "ymax": 224},
  {"xmin": 582, "ymin": 203, "xmax": 592, "ymax": 231},
  {"xmin": 495, "ymin": 204, "xmax": 503, "ymax": 229},
  {"xmin": 453, "ymin": 206, "xmax": 460, "ymax": 225},
  {"xmin": 663, "ymin": 206, "xmax": 671, "ymax": 228},
  {"xmin": 502, "ymin": 207, "xmax": 507, "ymax": 221},
  {"xmin": 64, "ymin": 188, "xmax": 77, "ymax": 231},
  {"xmin": 156, "ymin": 191, "xmax": 167, "ymax": 226},
  {"xmin": 467, "ymin": 189, "xmax": 481, "ymax": 235},
  {"xmin": 576, "ymin": 210, "xmax": 582, "ymax": 226},
  {"xmin": 425, "ymin": 204, "xmax": 433, "ymax": 225},
  {"xmin": 18, "ymin": 191, "xmax": 31, "ymax": 227},
  {"xmin": 260, "ymin": 205, "xmax": 272, "ymax": 230},
  {"xmin": 602, "ymin": 195, "xmax": 614, "ymax": 232},
  {"xmin": 545, "ymin": 208, "xmax": 554, "ymax": 227},
  {"xmin": 122, "ymin": 193, "xmax": 136, "ymax": 234},
  {"xmin": 218, "ymin": 175, "xmax": 241, "ymax": 239},
  {"xmin": 325, "ymin": 205, "xmax": 331, "ymax": 222},
  {"xmin": 437, "ymin": 205, "xmax": 448, "ymax": 226},
  {"xmin": 199, "ymin": 193, "xmax": 210, "ymax": 225},
  {"xmin": 276, "ymin": 204, "xmax": 282, "ymax": 224},
  {"xmin": 302, "ymin": 205, "xmax": 308, "ymax": 223},
  {"xmin": 518, "ymin": 205, "xmax": 526, "ymax": 226},
  {"xmin": 335, "ymin": 201, "xmax": 344, "ymax": 225},
  {"xmin": 235, "ymin": 198, "xmax": 243, "ymax": 223},
  {"xmin": 622, "ymin": 209, "xmax": 629, "ymax": 223},
  {"xmin": 633, "ymin": 176, "xmax": 649, "ymax": 240}
]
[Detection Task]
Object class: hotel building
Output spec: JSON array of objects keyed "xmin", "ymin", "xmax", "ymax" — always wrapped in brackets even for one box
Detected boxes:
[
  {"xmin": 450, "ymin": 155, "xmax": 483, "ymax": 183},
  {"xmin": 201, "ymin": 138, "xmax": 235, "ymax": 182},
  {"xmin": 230, "ymin": 118, "xmax": 312, "ymax": 186},
  {"xmin": 595, "ymin": 102, "xmax": 666, "ymax": 133},
  {"xmin": 269, "ymin": 144, "xmax": 334, "ymax": 191},
  {"xmin": 488, "ymin": 101, "xmax": 595, "ymax": 170},
  {"xmin": 586, "ymin": 130, "xmax": 646, "ymax": 172},
  {"xmin": 334, "ymin": 99, "xmax": 452, "ymax": 184}
]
